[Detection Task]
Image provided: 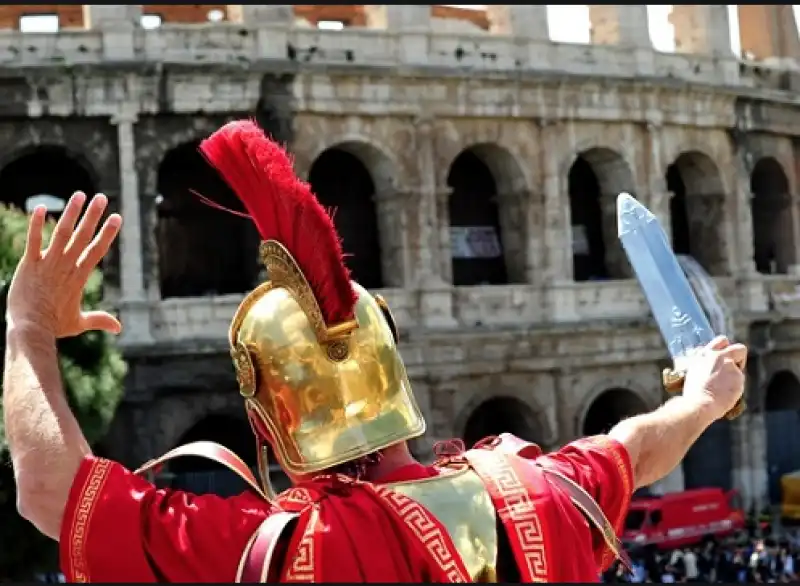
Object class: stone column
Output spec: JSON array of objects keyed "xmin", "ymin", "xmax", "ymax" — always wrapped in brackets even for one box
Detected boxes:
[
  {"xmin": 407, "ymin": 115, "xmax": 455, "ymax": 327},
  {"xmin": 737, "ymin": 185, "xmax": 772, "ymax": 312},
  {"xmin": 112, "ymin": 108, "xmax": 153, "ymax": 345},
  {"xmin": 526, "ymin": 189, "xmax": 546, "ymax": 285},
  {"xmin": 84, "ymin": 5, "xmax": 141, "ymax": 61},
  {"xmin": 496, "ymin": 189, "xmax": 530, "ymax": 284},
  {"xmin": 737, "ymin": 193, "xmax": 756, "ymax": 275},
  {"xmin": 364, "ymin": 6, "xmax": 431, "ymax": 64},
  {"xmin": 435, "ymin": 186, "xmax": 454, "ymax": 285},
  {"xmin": 226, "ymin": 5, "xmax": 293, "ymax": 59},
  {"xmin": 373, "ymin": 187, "xmax": 409, "ymax": 288},
  {"xmin": 539, "ymin": 121, "xmax": 575, "ymax": 321},
  {"xmin": 772, "ymin": 194, "xmax": 797, "ymax": 274},
  {"xmin": 411, "ymin": 115, "xmax": 446, "ymax": 289},
  {"xmin": 364, "ymin": 6, "xmax": 430, "ymax": 30},
  {"xmin": 485, "ymin": 6, "xmax": 549, "ymax": 41},
  {"xmin": 747, "ymin": 412, "xmax": 770, "ymax": 513},
  {"xmin": 730, "ymin": 413, "xmax": 753, "ymax": 510},
  {"xmin": 645, "ymin": 121, "xmax": 674, "ymax": 244},
  {"xmin": 589, "ymin": 6, "xmax": 651, "ymax": 48},
  {"xmin": 670, "ymin": 6, "xmax": 732, "ymax": 56},
  {"xmin": 539, "ymin": 121, "xmax": 569, "ymax": 284},
  {"xmin": 589, "ymin": 6, "xmax": 654, "ymax": 75}
]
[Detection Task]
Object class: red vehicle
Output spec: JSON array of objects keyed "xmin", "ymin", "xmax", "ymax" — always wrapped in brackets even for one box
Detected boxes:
[{"xmin": 622, "ymin": 488, "xmax": 745, "ymax": 550}]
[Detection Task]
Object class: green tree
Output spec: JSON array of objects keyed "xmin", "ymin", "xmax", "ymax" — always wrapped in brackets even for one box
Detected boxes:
[{"xmin": 0, "ymin": 203, "xmax": 127, "ymax": 580}]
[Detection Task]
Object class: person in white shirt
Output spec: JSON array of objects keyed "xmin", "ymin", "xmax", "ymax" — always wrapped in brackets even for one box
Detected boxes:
[{"xmin": 683, "ymin": 547, "xmax": 700, "ymax": 581}]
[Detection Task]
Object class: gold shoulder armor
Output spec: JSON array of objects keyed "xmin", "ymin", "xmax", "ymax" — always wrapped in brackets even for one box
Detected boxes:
[{"xmin": 387, "ymin": 465, "xmax": 498, "ymax": 582}]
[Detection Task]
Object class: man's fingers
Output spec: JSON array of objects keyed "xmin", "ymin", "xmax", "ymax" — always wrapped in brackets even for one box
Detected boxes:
[
  {"xmin": 46, "ymin": 192, "xmax": 87, "ymax": 255},
  {"xmin": 80, "ymin": 310, "xmax": 122, "ymax": 335},
  {"xmin": 705, "ymin": 336, "xmax": 730, "ymax": 351},
  {"xmin": 75, "ymin": 213, "xmax": 122, "ymax": 275},
  {"xmin": 23, "ymin": 205, "xmax": 47, "ymax": 261},
  {"xmin": 64, "ymin": 194, "xmax": 109, "ymax": 259},
  {"xmin": 720, "ymin": 343, "xmax": 748, "ymax": 371}
]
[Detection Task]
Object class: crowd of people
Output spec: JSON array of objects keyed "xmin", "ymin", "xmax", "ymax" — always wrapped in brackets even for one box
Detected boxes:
[{"xmin": 604, "ymin": 535, "xmax": 800, "ymax": 583}]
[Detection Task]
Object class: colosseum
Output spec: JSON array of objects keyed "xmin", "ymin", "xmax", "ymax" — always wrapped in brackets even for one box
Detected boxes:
[{"xmin": 2, "ymin": 4, "xmax": 800, "ymax": 511}]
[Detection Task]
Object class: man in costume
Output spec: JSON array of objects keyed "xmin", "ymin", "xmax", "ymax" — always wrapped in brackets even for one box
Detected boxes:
[{"xmin": 4, "ymin": 120, "xmax": 747, "ymax": 583}]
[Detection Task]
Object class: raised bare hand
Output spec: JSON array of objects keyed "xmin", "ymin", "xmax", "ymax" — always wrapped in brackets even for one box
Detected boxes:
[
  {"xmin": 6, "ymin": 191, "xmax": 123, "ymax": 338},
  {"xmin": 682, "ymin": 336, "xmax": 747, "ymax": 421}
]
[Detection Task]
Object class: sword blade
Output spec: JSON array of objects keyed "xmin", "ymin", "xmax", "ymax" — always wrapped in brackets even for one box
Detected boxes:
[{"xmin": 616, "ymin": 192, "xmax": 715, "ymax": 371}]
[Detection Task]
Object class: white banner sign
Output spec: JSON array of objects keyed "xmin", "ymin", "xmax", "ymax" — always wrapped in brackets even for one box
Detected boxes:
[{"xmin": 450, "ymin": 226, "xmax": 502, "ymax": 259}]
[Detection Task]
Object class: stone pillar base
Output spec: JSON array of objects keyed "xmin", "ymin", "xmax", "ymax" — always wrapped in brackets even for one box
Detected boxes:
[{"xmin": 118, "ymin": 298, "xmax": 154, "ymax": 346}]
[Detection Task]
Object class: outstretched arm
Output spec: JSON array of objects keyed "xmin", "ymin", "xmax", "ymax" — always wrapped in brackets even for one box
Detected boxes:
[
  {"xmin": 609, "ymin": 336, "xmax": 746, "ymax": 489},
  {"xmin": 535, "ymin": 336, "xmax": 746, "ymax": 569},
  {"xmin": 5, "ymin": 321, "xmax": 90, "ymax": 539},
  {"xmin": 5, "ymin": 192, "xmax": 120, "ymax": 538},
  {"xmin": 608, "ymin": 394, "xmax": 716, "ymax": 489}
]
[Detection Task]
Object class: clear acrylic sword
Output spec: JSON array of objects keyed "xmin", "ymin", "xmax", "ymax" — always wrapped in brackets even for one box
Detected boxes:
[{"xmin": 616, "ymin": 192, "xmax": 745, "ymax": 420}]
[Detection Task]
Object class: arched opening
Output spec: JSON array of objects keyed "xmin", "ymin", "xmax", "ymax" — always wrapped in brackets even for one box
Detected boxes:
[
  {"xmin": 463, "ymin": 396, "xmax": 539, "ymax": 449},
  {"xmin": 156, "ymin": 141, "xmax": 260, "ymax": 299},
  {"xmin": 765, "ymin": 371, "xmax": 800, "ymax": 503},
  {"xmin": 167, "ymin": 413, "xmax": 290, "ymax": 497},
  {"xmin": 750, "ymin": 157, "xmax": 794, "ymax": 274},
  {"xmin": 665, "ymin": 152, "xmax": 727, "ymax": 276},
  {"xmin": 447, "ymin": 145, "xmax": 520, "ymax": 286},
  {"xmin": 568, "ymin": 148, "xmax": 635, "ymax": 281},
  {"xmin": 0, "ymin": 146, "xmax": 96, "ymax": 220},
  {"xmin": 307, "ymin": 146, "xmax": 384, "ymax": 289},
  {"xmin": 582, "ymin": 388, "xmax": 648, "ymax": 436}
]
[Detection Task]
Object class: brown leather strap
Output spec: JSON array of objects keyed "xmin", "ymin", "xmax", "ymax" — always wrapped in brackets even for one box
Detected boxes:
[
  {"xmin": 491, "ymin": 434, "xmax": 633, "ymax": 573},
  {"xmin": 236, "ymin": 511, "xmax": 300, "ymax": 583},
  {"xmin": 134, "ymin": 440, "xmax": 268, "ymax": 500}
]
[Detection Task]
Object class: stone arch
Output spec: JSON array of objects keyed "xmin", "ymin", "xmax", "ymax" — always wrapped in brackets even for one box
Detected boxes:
[
  {"xmin": 0, "ymin": 145, "xmax": 97, "ymax": 219},
  {"xmin": 764, "ymin": 370, "xmax": 800, "ymax": 503},
  {"xmin": 446, "ymin": 143, "xmax": 528, "ymax": 286},
  {"xmin": 304, "ymin": 137, "xmax": 398, "ymax": 194},
  {"xmin": 155, "ymin": 140, "xmax": 260, "ymax": 299},
  {"xmin": 580, "ymin": 388, "xmax": 648, "ymax": 436},
  {"xmin": 665, "ymin": 151, "xmax": 727, "ymax": 275},
  {"xmin": 167, "ymin": 412, "xmax": 291, "ymax": 496},
  {"xmin": 462, "ymin": 396, "xmax": 544, "ymax": 449},
  {"xmin": 307, "ymin": 141, "xmax": 393, "ymax": 289},
  {"xmin": 750, "ymin": 157, "xmax": 794, "ymax": 274},
  {"xmin": 765, "ymin": 370, "xmax": 800, "ymax": 412},
  {"xmin": 567, "ymin": 147, "xmax": 636, "ymax": 281}
]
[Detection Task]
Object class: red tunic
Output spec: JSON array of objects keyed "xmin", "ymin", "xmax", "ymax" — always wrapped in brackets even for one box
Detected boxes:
[{"xmin": 58, "ymin": 436, "xmax": 632, "ymax": 583}]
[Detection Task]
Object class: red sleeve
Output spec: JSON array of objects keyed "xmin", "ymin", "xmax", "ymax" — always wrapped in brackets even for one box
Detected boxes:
[
  {"xmin": 59, "ymin": 456, "xmax": 272, "ymax": 583},
  {"xmin": 537, "ymin": 435, "xmax": 634, "ymax": 569}
]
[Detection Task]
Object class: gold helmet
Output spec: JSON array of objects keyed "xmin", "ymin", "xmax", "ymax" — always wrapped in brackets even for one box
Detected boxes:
[{"xmin": 199, "ymin": 121, "xmax": 426, "ymax": 495}]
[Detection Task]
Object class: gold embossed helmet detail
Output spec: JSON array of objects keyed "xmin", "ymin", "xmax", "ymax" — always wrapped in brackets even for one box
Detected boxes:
[{"xmin": 198, "ymin": 121, "xmax": 426, "ymax": 480}]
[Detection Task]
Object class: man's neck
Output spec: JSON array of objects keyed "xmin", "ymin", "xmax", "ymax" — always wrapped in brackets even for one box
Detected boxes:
[{"xmin": 365, "ymin": 443, "xmax": 418, "ymax": 482}]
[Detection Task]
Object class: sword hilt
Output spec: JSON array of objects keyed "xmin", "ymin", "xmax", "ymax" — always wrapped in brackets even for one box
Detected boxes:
[{"xmin": 661, "ymin": 368, "xmax": 746, "ymax": 420}]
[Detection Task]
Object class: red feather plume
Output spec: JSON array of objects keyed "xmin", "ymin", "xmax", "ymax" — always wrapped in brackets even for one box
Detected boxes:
[{"xmin": 198, "ymin": 119, "xmax": 357, "ymax": 325}]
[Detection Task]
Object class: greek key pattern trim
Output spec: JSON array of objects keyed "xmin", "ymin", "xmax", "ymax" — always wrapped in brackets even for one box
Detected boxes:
[
  {"xmin": 584, "ymin": 436, "xmax": 633, "ymax": 569},
  {"xmin": 67, "ymin": 458, "xmax": 113, "ymax": 583},
  {"xmin": 278, "ymin": 487, "xmax": 316, "ymax": 507},
  {"xmin": 468, "ymin": 451, "xmax": 549, "ymax": 582},
  {"xmin": 370, "ymin": 484, "xmax": 470, "ymax": 583},
  {"xmin": 588, "ymin": 436, "xmax": 632, "ymax": 499},
  {"xmin": 282, "ymin": 506, "xmax": 320, "ymax": 583}
]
